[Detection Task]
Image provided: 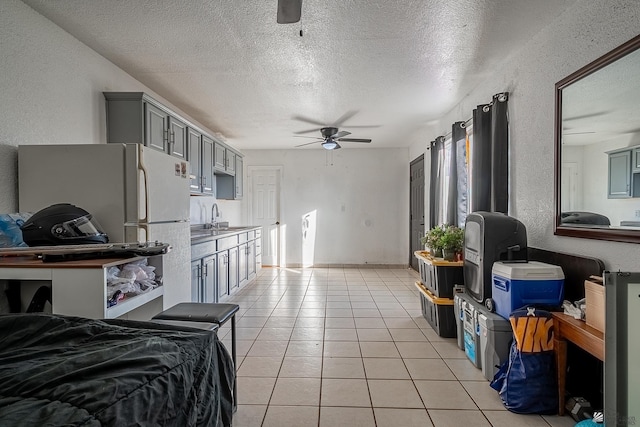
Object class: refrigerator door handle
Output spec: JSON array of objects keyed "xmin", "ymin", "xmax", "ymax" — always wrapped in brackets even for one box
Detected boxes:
[{"xmin": 137, "ymin": 148, "xmax": 150, "ymax": 223}]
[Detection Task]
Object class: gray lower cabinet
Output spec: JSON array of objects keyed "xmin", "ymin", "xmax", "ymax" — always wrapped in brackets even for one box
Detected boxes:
[
  {"xmin": 217, "ymin": 251, "xmax": 229, "ymax": 300},
  {"xmin": 191, "ymin": 228, "xmax": 262, "ymax": 303},
  {"xmin": 238, "ymin": 242, "xmax": 248, "ymax": 287},
  {"xmin": 191, "ymin": 254, "xmax": 217, "ymax": 303}
]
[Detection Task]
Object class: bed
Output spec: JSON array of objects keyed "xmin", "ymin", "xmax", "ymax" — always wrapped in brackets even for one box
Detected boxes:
[{"xmin": 0, "ymin": 313, "xmax": 234, "ymax": 427}]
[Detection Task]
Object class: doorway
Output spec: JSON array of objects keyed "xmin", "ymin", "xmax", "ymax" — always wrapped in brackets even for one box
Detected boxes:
[
  {"xmin": 410, "ymin": 155, "xmax": 425, "ymax": 271},
  {"xmin": 248, "ymin": 166, "xmax": 282, "ymax": 267}
]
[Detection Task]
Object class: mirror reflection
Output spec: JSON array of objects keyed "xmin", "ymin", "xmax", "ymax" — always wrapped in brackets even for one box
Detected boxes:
[{"xmin": 558, "ymin": 36, "xmax": 640, "ymax": 235}]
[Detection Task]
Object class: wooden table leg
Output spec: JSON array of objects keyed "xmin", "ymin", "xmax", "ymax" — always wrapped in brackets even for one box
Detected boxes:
[{"xmin": 555, "ymin": 336, "xmax": 567, "ymax": 415}]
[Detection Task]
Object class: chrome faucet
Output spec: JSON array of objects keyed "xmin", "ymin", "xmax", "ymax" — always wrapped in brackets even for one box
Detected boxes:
[{"xmin": 211, "ymin": 203, "xmax": 219, "ymax": 228}]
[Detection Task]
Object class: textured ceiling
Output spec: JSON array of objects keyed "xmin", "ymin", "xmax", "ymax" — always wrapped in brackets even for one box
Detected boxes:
[{"xmin": 21, "ymin": 0, "xmax": 577, "ymax": 150}]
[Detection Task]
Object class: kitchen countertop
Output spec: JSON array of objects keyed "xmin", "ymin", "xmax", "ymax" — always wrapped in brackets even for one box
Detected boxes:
[{"xmin": 190, "ymin": 225, "xmax": 261, "ymax": 244}]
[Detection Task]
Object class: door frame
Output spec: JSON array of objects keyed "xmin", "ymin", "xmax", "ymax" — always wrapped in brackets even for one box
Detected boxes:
[
  {"xmin": 409, "ymin": 154, "xmax": 425, "ymax": 271},
  {"xmin": 247, "ymin": 166, "xmax": 284, "ymax": 267}
]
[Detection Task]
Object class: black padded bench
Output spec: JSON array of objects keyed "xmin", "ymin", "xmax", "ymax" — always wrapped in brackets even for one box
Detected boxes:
[{"xmin": 152, "ymin": 303, "xmax": 240, "ymax": 409}]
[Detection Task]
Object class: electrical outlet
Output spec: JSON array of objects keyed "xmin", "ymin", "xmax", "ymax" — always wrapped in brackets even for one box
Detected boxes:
[{"xmin": 635, "ymin": 210, "xmax": 640, "ymax": 218}]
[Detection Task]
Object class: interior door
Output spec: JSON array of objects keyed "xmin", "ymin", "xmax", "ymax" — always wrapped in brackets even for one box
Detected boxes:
[
  {"xmin": 410, "ymin": 155, "xmax": 425, "ymax": 271},
  {"xmin": 248, "ymin": 167, "xmax": 281, "ymax": 267}
]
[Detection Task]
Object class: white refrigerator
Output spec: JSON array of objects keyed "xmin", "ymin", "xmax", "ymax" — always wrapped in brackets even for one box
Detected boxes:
[{"xmin": 18, "ymin": 144, "xmax": 191, "ymax": 312}]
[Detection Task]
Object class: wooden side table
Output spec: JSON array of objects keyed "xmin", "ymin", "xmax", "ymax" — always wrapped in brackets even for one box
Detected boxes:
[{"xmin": 551, "ymin": 312, "xmax": 604, "ymax": 415}]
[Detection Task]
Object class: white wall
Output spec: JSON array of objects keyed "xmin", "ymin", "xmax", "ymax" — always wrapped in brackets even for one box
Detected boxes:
[
  {"xmin": 0, "ymin": 0, "xmax": 244, "ymax": 226},
  {"xmin": 242, "ymin": 148, "xmax": 409, "ymax": 266},
  {"xmin": 409, "ymin": 0, "xmax": 640, "ymax": 271}
]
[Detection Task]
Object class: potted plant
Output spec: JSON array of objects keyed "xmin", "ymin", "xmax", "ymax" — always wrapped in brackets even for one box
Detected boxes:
[
  {"xmin": 421, "ymin": 225, "xmax": 445, "ymax": 258},
  {"xmin": 440, "ymin": 225, "xmax": 464, "ymax": 261}
]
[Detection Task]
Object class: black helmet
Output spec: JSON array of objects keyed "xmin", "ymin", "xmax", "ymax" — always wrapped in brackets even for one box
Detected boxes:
[{"xmin": 20, "ymin": 203, "xmax": 109, "ymax": 246}]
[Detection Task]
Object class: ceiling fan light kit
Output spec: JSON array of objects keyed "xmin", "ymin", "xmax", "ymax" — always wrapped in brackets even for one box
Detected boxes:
[{"xmin": 322, "ymin": 140, "xmax": 340, "ymax": 150}]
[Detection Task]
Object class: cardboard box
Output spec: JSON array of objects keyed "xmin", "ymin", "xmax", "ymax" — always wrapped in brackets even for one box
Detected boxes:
[{"xmin": 584, "ymin": 276, "xmax": 605, "ymax": 333}]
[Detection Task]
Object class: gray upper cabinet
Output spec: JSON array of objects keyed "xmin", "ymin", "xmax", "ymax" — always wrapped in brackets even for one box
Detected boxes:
[
  {"xmin": 145, "ymin": 103, "xmax": 168, "ymax": 152},
  {"xmin": 105, "ymin": 92, "xmax": 188, "ymax": 160},
  {"xmin": 608, "ymin": 150, "xmax": 632, "ymax": 198},
  {"xmin": 235, "ymin": 156, "xmax": 243, "ymax": 199},
  {"xmin": 214, "ymin": 142, "xmax": 226, "ymax": 171},
  {"xmin": 188, "ymin": 129, "xmax": 215, "ymax": 196},
  {"xmin": 214, "ymin": 142, "xmax": 237, "ymax": 176},
  {"xmin": 201, "ymin": 136, "xmax": 214, "ymax": 195},
  {"xmin": 187, "ymin": 128, "xmax": 202, "ymax": 193},
  {"xmin": 105, "ymin": 92, "xmax": 242, "ymax": 196},
  {"xmin": 168, "ymin": 116, "xmax": 187, "ymax": 160}
]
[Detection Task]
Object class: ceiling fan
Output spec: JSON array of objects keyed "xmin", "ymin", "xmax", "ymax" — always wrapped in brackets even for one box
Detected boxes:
[
  {"xmin": 292, "ymin": 111, "xmax": 376, "ymax": 150},
  {"xmin": 277, "ymin": 0, "xmax": 303, "ymax": 24}
]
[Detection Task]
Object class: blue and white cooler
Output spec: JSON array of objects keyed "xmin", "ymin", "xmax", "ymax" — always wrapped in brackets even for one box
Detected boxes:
[{"xmin": 491, "ymin": 261, "xmax": 565, "ymax": 320}]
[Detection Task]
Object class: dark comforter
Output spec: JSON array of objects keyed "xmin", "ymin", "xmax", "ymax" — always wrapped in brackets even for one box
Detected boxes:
[{"xmin": 0, "ymin": 314, "xmax": 234, "ymax": 427}]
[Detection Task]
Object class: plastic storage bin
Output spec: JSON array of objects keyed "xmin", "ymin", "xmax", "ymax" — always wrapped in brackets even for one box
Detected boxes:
[
  {"xmin": 454, "ymin": 289, "xmax": 465, "ymax": 350},
  {"xmin": 414, "ymin": 251, "xmax": 463, "ymax": 298},
  {"xmin": 462, "ymin": 296, "xmax": 481, "ymax": 368},
  {"xmin": 478, "ymin": 311, "xmax": 512, "ymax": 381},
  {"xmin": 491, "ymin": 261, "xmax": 565, "ymax": 320},
  {"xmin": 416, "ymin": 281, "xmax": 456, "ymax": 338}
]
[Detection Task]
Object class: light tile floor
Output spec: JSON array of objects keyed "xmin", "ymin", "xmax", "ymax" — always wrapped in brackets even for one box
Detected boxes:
[{"xmin": 218, "ymin": 267, "xmax": 575, "ymax": 427}]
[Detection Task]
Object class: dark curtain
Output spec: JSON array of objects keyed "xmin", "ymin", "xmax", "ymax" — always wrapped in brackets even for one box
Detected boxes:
[
  {"xmin": 452, "ymin": 121, "xmax": 467, "ymax": 227},
  {"xmin": 470, "ymin": 92, "xmax": 509, "ymax": 214},
  {"xmin": 471, "ymin": 104, "xmax": 492, "ymax": 212},
  {"xmin": 491, "ymin": 93, "xmax": 509, "ymax": 213}
]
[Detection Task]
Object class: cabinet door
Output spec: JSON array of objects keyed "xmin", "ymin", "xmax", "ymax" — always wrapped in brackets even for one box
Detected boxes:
[
  {"xmin": 145, "ymin": 103, "xmax": 168, "ymax": 153},
  {"xmin": 238, "ymin": 243, "xmax": 248, "ymax": 287},
  {"xmin": 201, "ymin": 135, "xmax": 215, "ymax": 195},
  {"xmin": 609, "ymin": 151, "xmax": 631, "ymax": 198},
  {"xmin": 187, "ymin": 128, "xmax": 202, "ymax": 193},
  {"xmin": 634, "ymin": 148, "xmax": 640, "ymax": 173},
  {"xmin": 214, "ymin": 142, "xmax": 226, "ymax": 171},
  {"xmin": 247, "ymin": 240, "xmax": 256, "ymax": 280},
  {"xmin": 217, "ymin": 251, "xmax": 229, "ymax": 300},
  {"xmin": 191, "ymin": 260, "xmax": 202, "ymax": 302},
  {"xmin": 228, "ymin": 246, "xmax": 239, "ymax": 293},
  {"xmin": 226, "ymin": 151, "xmax": 236, "ymax": 175},
  {"xmin": 168, "ymin": 116, "xmax": 187, "ymax": 159},
  {"xmin": 235, "ymin": 156, "xmax": 243, "ymax": 199},
  {"xmin": 202, "ymin": 255, "xmax": 216, "ymax": 303}
]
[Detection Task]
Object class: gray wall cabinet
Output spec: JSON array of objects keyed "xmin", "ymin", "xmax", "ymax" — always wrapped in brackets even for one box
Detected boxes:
[
  {"xmin": 104, "ymin": 92, "xmax": 241, "ymax": 193},
  {"xmin": 608, "ymin": 148, "xmax": 633, "ymax": 198}
]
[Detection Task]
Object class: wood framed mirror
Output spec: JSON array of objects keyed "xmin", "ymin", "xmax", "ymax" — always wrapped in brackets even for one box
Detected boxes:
[{"xmin": 555, "ymin": 34, "xmax": 640, "ymax": 243}]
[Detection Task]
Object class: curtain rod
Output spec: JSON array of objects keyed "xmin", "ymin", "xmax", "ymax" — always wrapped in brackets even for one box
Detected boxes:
[{"xmin": 427, "ymin": 91, "xmax": 508, "ymax": 147}]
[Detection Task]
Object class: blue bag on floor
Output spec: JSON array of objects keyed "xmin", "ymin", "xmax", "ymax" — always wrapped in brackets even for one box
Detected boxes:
[{"xmin": 491, "ymin": 307, "xmax": 558, "ymax": 414}]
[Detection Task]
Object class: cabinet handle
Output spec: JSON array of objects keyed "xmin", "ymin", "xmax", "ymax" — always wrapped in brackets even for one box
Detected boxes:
[
  {"xmin": 164, "ymin": 129, "xmax": 169, "ymax": 144},
  {"xmin": 203, "ymin": 263, "xmax": 208, "ymax": 277},
  {"xmin": 202, "ymin": 176, "xmax": 206, "ymax": 186},
  {"xmin": 197, "ymin": 264, "xmax": 202, "ymax": 280}
]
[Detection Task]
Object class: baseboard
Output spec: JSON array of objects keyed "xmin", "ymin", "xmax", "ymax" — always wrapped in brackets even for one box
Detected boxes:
[{"xmin": 279, "ymin": 263, "xmax": 410, "ymax": 269}]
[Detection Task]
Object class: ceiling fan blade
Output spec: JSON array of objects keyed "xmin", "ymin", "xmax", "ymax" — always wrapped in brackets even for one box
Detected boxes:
[
  {"xmin": 295, "ymin": 140, "xmax": 320, "ymax": 148},
  {"xmin": 292, "ymin": 135, "xmax": 322, "ymax": 139},
  {"xmin": 340, "ymin": 125, "xmax": 381, "ymax": 129},
  {"xmin": 331, "ymin": 110, "xmax": 358, "ymax": 127},
  {"xmin": 337, "ymin": 138, "xmax": 372, "ymax": 143},
  {"xmin": 292, "ymin": 115, "xmax": 327, "ymax": 127},
  {"xmin": 277, "ymin": 0, "xmax": 302, "ymax": 24},
  {"xmin": 294, "ymin": 127, "xmax": 323, "ymax": 135},
  {"xmin": 564, "ymin": 111, "xmax": 610, "ymax": 121},
  {"xmin": 332, "ymin": 130, "xmax": 351, "ymax": 138}
]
